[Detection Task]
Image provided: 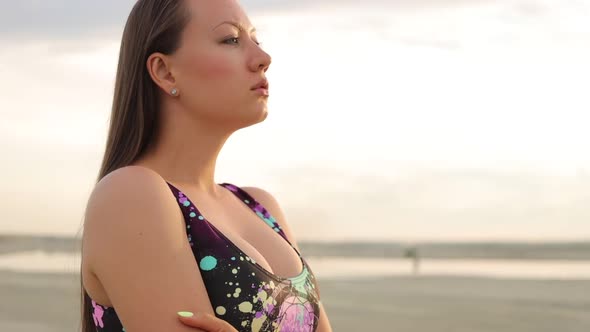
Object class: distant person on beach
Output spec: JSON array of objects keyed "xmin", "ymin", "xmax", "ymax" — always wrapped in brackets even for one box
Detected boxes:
[
  {"xmin": 79, "ymin": 1, "xmax": 332, "ymax": 331},
  {"xmin": 404, "ymin": 247, "xmax": 420, "ymax": 275}
]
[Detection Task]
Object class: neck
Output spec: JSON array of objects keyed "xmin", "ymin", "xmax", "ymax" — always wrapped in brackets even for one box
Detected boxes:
[{"xmin": 135, "ymin": 108, "xmax": 233, "ymax": 198}]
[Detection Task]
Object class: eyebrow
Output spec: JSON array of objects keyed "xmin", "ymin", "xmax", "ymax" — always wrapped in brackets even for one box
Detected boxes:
[{"xmin": 213, "ymin": 21, "xmax": 256, "ymax": 33}]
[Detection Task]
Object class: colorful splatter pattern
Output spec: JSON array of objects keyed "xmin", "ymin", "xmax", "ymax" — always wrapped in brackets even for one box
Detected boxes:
[{"xmin": 89, "ymin": 182, "xmax": 321, "ymax": 332}]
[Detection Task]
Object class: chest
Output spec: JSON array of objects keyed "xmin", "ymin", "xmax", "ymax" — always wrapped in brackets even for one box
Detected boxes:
[{"xmin": 184, "ymin": 195, "xmax": 303, "ymax": 280}]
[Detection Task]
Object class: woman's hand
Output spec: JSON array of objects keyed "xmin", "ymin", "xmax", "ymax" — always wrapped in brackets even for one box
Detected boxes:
[{"xmin": 177, "ymin": 311, "xmax": 239, "ymax": 332}]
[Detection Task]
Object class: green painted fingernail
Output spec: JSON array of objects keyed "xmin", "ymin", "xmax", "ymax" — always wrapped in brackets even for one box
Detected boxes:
[{"xmin": 177, "ymin": 311, "xmax": 194, "ymax": 317}]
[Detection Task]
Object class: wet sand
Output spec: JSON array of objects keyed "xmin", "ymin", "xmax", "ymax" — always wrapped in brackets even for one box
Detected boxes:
[{"xmin": 1, "ymin": 269, "xmax": 589, "ymax": 332}]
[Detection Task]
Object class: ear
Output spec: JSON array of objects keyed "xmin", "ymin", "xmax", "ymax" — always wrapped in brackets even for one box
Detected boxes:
[{"xmin": 146, "ymin": 52, "xmax": 177, "ymax": 96}]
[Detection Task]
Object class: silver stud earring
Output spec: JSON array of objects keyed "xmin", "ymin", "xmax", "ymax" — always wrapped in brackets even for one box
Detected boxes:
[{"xmin": 171, "ymin": 88, "xmax": 178, "ymax": 96}]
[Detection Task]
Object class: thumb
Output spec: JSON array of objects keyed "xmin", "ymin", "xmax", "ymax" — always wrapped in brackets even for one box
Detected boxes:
[{"xmin": 177, "ymin": 311, "xmax": 235, "ymax": 332}]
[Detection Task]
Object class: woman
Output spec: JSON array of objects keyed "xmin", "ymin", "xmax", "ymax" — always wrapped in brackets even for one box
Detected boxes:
[{"xmin": 79, "ymin": 0, "xmax": 333, "ymax": 331}]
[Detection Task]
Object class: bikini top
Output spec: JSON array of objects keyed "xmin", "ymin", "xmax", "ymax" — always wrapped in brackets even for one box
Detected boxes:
[{"xmin": 89, "ymin": 182, "xmax": 321, "ymax": 332}]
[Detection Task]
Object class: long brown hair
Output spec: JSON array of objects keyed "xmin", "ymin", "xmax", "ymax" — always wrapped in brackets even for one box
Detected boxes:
[{"xmin": 79, "ymin": 0, "xmax": 191, "ymax": 330}]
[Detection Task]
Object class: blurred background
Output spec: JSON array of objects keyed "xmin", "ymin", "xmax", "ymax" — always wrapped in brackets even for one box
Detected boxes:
[{"xmin": 1, "ymin": 0, "xmax": 589, "ymax": 331}]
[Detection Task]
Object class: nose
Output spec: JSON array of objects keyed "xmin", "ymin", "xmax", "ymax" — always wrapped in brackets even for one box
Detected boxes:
[{"xmin": 251, "ymin": 48, "xmax": 272, "ymax": 72}]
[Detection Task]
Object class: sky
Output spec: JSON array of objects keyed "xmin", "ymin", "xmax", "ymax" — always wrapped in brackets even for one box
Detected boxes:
[{"xmin": 1, "ymin": 0, "xmax": 589, "ymax": 241}]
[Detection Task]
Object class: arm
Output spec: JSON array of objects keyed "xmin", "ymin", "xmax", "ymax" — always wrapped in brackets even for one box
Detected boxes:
[
  {"xmin": 83, "ymin": 167, "xmax": 215, "ymax": 332},
  {"xmin": 241, "ymin": 186, "xmax": 334, "ymax": 332}
]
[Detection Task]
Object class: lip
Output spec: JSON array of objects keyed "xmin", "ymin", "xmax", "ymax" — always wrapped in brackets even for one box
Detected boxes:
[
  {"xmin": 251, "ymin": 78, "xmax": 269, "ymax": 91},
  {"xmin": 252, "ymin": 87, "xmax": 269, "ymax": 96}
]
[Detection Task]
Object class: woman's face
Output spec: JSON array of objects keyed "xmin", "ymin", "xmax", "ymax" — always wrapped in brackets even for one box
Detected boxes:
[{"xmin": 169, "ymin": 0, "xmax": 272, "ymax": 127}]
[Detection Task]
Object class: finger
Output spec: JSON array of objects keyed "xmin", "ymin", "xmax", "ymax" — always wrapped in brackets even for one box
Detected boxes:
[
  {"xmin": 178, "ymin": 312, "xmax": 226, "ymax": 332},
  {"xmin": 177, "ymin": 312, "xmax": 235, "ymax": 332}
]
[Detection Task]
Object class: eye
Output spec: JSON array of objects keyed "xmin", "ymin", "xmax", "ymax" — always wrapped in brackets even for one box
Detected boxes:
[
  {"xmin": 223, "ymin": 36, "xmax": 262, "ymax": 46},
  {"xmin": 223, "ymin": 37, "xmax": 240, "ymax": 45}
]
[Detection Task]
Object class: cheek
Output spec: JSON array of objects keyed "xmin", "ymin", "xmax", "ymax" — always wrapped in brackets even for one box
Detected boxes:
[
  {"xmin": 178, "ymin": 51, "xmax": 253, "ymax": 118},
  {"xmin": 188, "ymin": 53, "xmax": 237, "ymax": 82}
]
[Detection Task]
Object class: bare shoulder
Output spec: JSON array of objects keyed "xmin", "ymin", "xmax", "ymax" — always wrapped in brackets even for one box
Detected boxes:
[
  {"xmin": 239, "ymin": 186, "xmax": 280, "ymax": 210},
  {"xmin": 83, "ymin": 165, "xmax": 214, "ymax": 331},
  {"xmin": 86, "ymin": 165, "xmax": 169, "ymax": 208},
  {"xmin": 83, "ymin": 165, "xmax": 179, "ymax": 260},
  {"xmin": 240, "ymin": 186, "xmax": 300, "ymax": 251}
]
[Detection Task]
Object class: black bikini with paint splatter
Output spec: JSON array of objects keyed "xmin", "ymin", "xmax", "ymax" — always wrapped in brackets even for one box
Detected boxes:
[{"xmin": 88, "ymin": 182, "xmax": 321, "ymax": 332}]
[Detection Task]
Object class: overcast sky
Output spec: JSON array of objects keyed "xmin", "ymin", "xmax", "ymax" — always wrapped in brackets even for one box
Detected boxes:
[{"xmin": 1, "ymin": 0, "xmax": 589, "ymax": 241}]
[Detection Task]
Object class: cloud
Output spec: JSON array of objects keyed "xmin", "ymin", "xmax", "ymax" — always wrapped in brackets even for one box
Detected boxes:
[
  {"xmin": 0, "ymin": 0, "xmax": 495, "ymax": 40},
  {"xmin": 0, "ymin": 0, "xmax": 328, "ymax": 40},
  {"xmin": 0, "ymin": 1, "xmax": 136, "ymax": 40}
]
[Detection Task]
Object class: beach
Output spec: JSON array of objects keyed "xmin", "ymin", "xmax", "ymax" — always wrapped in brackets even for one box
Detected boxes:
[
  {"xmin": 1, "ymin": 268, "xmax": 589, "ymax": 332},
  {"xmin": 1, "ymin": 238, "xmax": 590, "ymax": 331},
  {"xmin": 3, "ymin": 0, "xmax": 590, "ymax": 331}
]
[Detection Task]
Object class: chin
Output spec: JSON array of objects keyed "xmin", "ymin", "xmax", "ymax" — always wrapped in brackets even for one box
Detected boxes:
[
  {"xmin": 233, "ymin": 106, "xmax": 268, "ymax": 130},
  {"xmin": 251, "ymin": 106, "xmax": 268, "ymax": 124}
]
